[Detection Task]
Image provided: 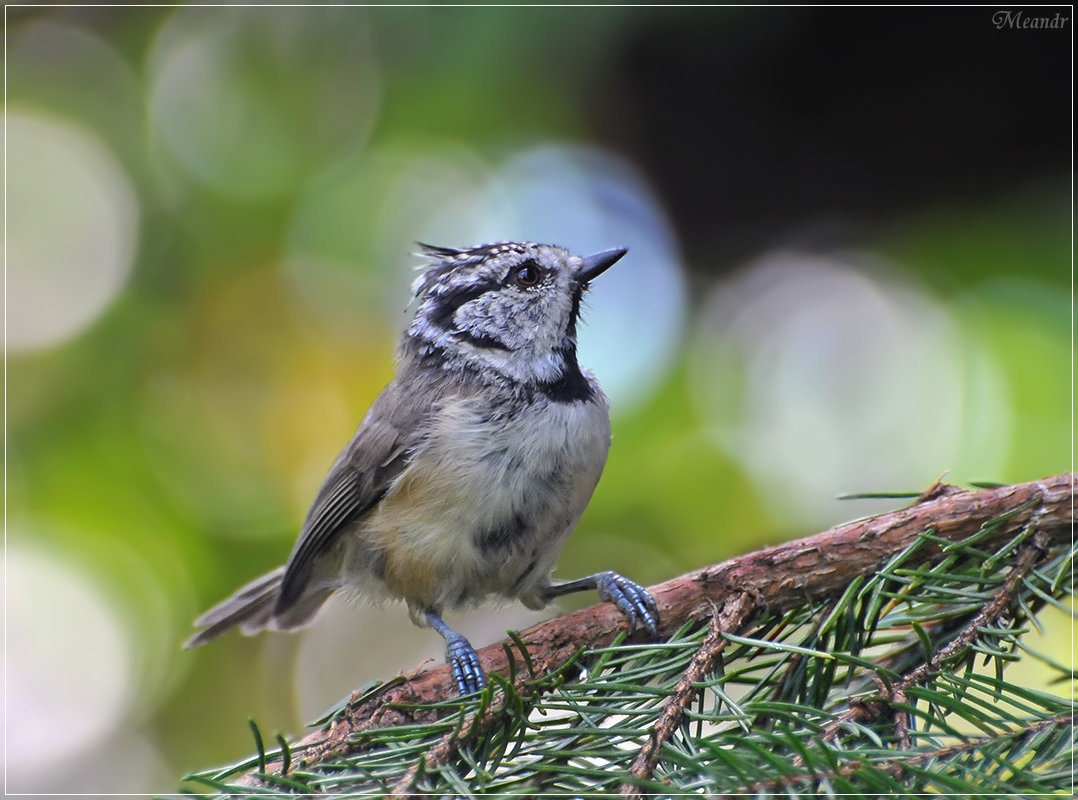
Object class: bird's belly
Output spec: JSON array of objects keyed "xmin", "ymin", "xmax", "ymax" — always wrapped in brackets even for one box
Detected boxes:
[{"xmin": 346, "ymin": 397, "xmax": 610, "ymax": 613}]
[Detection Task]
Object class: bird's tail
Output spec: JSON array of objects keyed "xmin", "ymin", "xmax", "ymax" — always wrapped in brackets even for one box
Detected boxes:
[{"xmin": 184, "ymin": 566, "xmax": 333, "ymax": 648}]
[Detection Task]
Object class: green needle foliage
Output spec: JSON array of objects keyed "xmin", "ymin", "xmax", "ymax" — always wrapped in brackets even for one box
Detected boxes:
[{"xmin": 182, "ymin": 502, "xmax": 1075, "ymax": 798}]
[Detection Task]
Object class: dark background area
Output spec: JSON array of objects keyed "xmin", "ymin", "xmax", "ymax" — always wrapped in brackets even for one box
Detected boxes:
[{"xmin": 598, "ymin": 7, "xmax": 1070, "ymax": 265}]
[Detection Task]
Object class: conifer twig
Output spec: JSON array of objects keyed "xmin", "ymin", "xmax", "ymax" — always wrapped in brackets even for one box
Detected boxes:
[
  {"xmin": 725, "ymin": 711, "xmax": 1077, "ymax": 798},
  {"xmin": 621, "ymin": 592, "xmax": 756, "ymax": 797},
  {"xmin": 819, "ymin": 529, "xmax": 1052, "ymax": 745}
]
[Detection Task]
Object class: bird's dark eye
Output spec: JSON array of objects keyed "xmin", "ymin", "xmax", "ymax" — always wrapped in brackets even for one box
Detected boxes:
[{"xmin": 514, "ymin": 263, "xmax": 541, "ymax": 288}]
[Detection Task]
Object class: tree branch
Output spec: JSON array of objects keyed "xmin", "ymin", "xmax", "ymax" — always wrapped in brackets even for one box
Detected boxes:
[{"xmin": 240, "ymin": 473, "xmax": 1074, "ymax": 786}]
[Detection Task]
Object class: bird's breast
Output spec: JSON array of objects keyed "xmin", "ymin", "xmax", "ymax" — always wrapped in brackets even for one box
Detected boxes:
[{"xmin": 352, "ymin": 391, "xmax": 611, "ymax": 611}]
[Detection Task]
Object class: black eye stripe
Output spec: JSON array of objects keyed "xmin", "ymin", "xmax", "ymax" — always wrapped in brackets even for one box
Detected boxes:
[
  {"xmin": 458, "ymin": 330, "xmax": 511, "ymax": 351},
  {"xmin": 428, "ymin": 280, "xmax": 501, "ymax": 330},
  {"xmin": 426, "ymin": 257, "xmax": 545, "ymax": 336},
  {"xmin": 428, "ymin": 282, "xmax": 514, "ymax": 351}
]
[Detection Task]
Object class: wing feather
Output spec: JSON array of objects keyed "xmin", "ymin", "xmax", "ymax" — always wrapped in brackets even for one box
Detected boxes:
[{"xmin": 275, "ymin": 380, "xmax": 425, "ymax": 612}]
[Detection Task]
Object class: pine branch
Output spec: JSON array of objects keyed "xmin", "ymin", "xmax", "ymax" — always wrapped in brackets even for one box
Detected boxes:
[
  {"xmin": 819, "ymin": 530, "xmax": 1051, "ymax": 749},
  {"xmin": 725, "ymin": 711, "xmax": 1077, "ymax": 799},
  {"xmin": 206, "ymin": 473, "xmax": 1073, "ymax": 794},
  {"xmin": 622, "ymin": 591, "xmax": 756, "ymax": 797}
]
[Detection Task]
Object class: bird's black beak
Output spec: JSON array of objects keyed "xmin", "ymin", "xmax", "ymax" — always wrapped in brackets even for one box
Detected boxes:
[{"xmin": 576, "ymin": 248, "xmax": 628, "ymax": 284}]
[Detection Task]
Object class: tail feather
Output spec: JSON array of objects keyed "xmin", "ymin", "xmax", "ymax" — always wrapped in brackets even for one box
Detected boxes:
[{"xmin": 185, "ymin": 566, "xmax": 333, "ymax": 648}]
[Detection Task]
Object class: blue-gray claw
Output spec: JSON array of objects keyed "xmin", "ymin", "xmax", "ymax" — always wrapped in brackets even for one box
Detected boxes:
[
  {"xmin": 426, "ymin": 609, "xmax": 488, "ymax": 695},
  {"xmin": 445, "ymin": 631, "xmax": 487, "ymax": 695},
  {"xmin": 595, "ymin": 571, "xmax": 660, "ymax": 638}
]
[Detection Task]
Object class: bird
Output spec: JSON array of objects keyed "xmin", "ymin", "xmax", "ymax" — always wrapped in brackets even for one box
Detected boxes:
[{"xmin": 185, "ymin": 241, "xmax": 660, "ymax": 694}]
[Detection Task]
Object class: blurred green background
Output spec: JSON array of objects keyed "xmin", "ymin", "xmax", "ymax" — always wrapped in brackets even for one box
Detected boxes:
[{"xmin": 6, "ymin": 5, "xmax": 1070, "ymax": 793}]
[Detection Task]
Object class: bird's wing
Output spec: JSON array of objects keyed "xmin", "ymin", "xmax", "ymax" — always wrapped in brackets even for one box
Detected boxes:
[{"xmin": 275, "ymin": 378, "xmax": 435, "ymax": 613}]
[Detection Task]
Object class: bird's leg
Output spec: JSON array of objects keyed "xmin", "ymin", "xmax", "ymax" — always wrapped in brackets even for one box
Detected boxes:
[
  {"xmin": 542, "ymin": 571, "xmax": 660, "ymax": 637},
  {"xmin": 425, "ymin": 609, "xmax": 487, "ymax": 694}
]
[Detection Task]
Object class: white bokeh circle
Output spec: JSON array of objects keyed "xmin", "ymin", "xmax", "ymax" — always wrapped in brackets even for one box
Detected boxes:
[
  {"xmin": 691, "ymin": 251, "xmax": 1010, "ymax": 522},
  {"xmin": 7, "ymin": 111, "xmax": 139, "ymax": 353},
  {"xmin": 7, "ymin": 545, "xmax": 134, "ymax": 784}
]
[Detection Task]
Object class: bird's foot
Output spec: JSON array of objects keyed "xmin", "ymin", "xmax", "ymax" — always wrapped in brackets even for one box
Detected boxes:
[
  {"xmin": 444, "ymin": 631, "xmax": 487, "ymax": 695},
  {"xmin": 425, "ymin": 609, "xmax": 488, "ymax": 695},
  {"xmin": 594, "ymin": 571, "xmax": 660, "ymax": 638}
]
